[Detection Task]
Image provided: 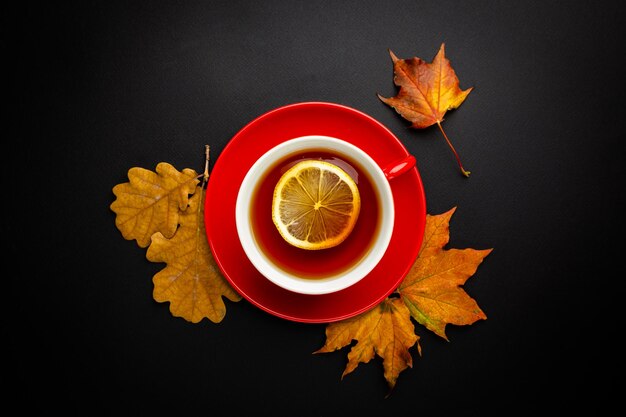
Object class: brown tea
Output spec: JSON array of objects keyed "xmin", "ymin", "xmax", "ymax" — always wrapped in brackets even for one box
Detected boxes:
[{"xmin": 249, "ymin": 149, "xmax": 382, "ymax": 279}]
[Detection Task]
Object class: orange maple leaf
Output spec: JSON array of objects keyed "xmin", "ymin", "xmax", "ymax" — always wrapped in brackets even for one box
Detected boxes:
[
  {"xmin": 315, "ymin": 298, "xmax": 419, "ymax": 392},
  {"xmin": 146, "ymin": 188, "xmax": 241, "ymax": 323},
  {"xmin": 378, "ymin": 43, "xmax": 473, "ymax": 177},
  {"xmin": 399, "ymin": 208, "xmax": 491, "ymax": 339},
  {"xmin": 318, "ymin": 207, "xmax": 491, "ymax": 391}
]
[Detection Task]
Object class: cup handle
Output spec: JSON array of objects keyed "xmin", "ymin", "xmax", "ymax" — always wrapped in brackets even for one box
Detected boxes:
[{"xmin": 382, "ymin": 155, "xmax": 416, "ymax": 180}]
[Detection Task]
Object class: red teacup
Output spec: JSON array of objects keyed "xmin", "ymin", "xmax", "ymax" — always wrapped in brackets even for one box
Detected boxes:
[{"xmin": 236, "ymin": 135, "xmax": 415, "ymax": 295}]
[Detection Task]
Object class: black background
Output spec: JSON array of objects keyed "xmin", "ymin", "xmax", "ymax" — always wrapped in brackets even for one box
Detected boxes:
[{"xmin": 9, "ymin": 0, "xmax": 622, "ymax": 414}]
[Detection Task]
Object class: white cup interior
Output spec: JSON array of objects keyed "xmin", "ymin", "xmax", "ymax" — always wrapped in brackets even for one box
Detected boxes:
[{"xmin": 235, "ymin": 135, "xmax": 394, "ymax": 295}]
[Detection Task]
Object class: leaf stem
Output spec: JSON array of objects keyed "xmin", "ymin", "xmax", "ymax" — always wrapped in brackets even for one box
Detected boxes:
[
  {"xmin": 202, "ymin": 145, "xmax": 210, "ymax": 187},
  {"xmin": 196, "ymin": 145, "xmax": 210, "ymax": 230},
  {"xmin": 436, "ymin": 122, "xmax": 471, "ymax": 177}
]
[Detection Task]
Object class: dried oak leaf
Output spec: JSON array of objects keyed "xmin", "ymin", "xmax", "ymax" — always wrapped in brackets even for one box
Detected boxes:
[
  {"xmin": 111, "ymin": 163, "xmax": 199, "ymax": 247},
  {"xmin": 399, "ymin": 207, "xmax": 491, "ymax": 340},
  {"xmin": 146, "ymin": 189, "xmax": 241, "ymax": 323},
  {"xmin": 378, "ymin": 43, "xmax": 473, "ymax": 176},
  {"xmin": 315, "ymin": 298, "xmax": 419, "ymax": 391}
]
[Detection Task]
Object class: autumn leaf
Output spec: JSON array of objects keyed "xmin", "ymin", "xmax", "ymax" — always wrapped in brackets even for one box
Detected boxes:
[
  {"xmin": 399, "ymin": 208, "xmax": 491, "ymax": 339},
  {"xmin": 111, "ymin": 149, "xmax": 240, "ymax": 323},
  {"xmin": 315, "ymin": 298, "xmax": 419, "ymax": 392},
  {"xmin": 378, "ymin": 43, "xmax": 473, "ymax": 177},
  {"xmin": 111, "ymin": 162, "xmax": 199, "ymax": 247},
  {"xmin": 146, "ymin": 188, "xmax": 241, "ymax": 323},
  {"xmin": 318, "ymin": 207, "xmax": 490, "ymax": 391}
]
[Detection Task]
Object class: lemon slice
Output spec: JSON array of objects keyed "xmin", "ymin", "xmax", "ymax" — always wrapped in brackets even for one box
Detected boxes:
[{"xmin": 272, "ymin": 160, "xmax": 361, "ymax": 250}]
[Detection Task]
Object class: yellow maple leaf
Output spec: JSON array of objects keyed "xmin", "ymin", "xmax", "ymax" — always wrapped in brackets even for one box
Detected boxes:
[
  {"xmin": 111, "ymin": 163, "xmax": 199, "ymax": 247},
  {"xmin": 146, "ymin": 188, "xmax": 241, "ymax": 323},
  {"xmin": 399, "ymin": 207, "xmax": 492, "ymax": 340},
  {"xmin": 315, "ymin": 298, "xmax": 420, "ymax": 391}
]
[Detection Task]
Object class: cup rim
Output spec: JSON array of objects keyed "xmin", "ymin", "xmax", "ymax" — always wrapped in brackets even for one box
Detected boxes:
[{"xmin": 235, "ymin": 135, "xmax": 395, "ymax": 295}]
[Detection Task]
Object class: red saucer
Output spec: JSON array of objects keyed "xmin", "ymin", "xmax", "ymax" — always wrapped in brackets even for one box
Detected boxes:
[{"xmin": 205, "ymin": 102, "xmax": 426, "ymax": 323}]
